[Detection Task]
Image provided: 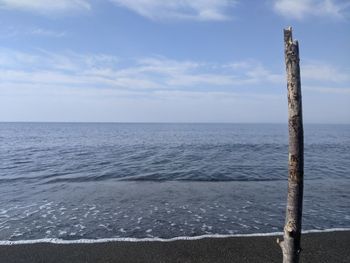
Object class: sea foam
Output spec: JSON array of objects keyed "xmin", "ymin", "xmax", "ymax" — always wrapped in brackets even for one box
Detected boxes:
[{"xmin": 0, "ymin": 228, "xmax": 348, "ymax": 246}]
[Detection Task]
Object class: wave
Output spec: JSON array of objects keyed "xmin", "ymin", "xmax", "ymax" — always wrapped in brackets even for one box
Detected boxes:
[
  {"xmin": 1, "ymin": 228, "xmax": 349, "ymax": 245},
  {"xmin": 43, "ymin": 176, "xmax": 288, "ymax": 183},
  {"xmin": 2, "ymin": 175, "xmax": 349, "ymax": 184}
]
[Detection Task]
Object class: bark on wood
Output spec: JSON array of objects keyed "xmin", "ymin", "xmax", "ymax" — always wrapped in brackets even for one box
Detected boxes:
[{"xmin": 277, "ymin": 27, "xmax": 304, "ymax": 263}]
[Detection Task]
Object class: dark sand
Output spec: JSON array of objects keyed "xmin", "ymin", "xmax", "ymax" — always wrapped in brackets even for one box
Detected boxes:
[{"xmin": 0, "ymin": 231, "xmax": 349, "ymax": 263}]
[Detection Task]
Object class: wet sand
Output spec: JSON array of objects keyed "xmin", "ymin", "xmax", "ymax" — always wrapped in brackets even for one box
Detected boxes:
[{"xmin": 0, "ymin": 231, "xmax": 349, "ymax": 263}]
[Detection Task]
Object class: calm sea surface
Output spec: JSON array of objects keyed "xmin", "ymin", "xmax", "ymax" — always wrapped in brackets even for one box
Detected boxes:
[{"xmin": 0, "ymin": 123, "xmax": 349, "ymax": 241}]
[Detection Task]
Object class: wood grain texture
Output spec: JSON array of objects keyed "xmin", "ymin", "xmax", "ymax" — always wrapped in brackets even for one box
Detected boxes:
[{"xmin": 278, "ymin": 27, "xmax": 304, "ymax": 263}]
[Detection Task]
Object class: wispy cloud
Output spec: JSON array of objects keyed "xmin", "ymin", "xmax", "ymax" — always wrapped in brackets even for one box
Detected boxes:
[
  {"xmin": 304, "ymin": 86, "xmax": 350, "ymax": 94},
  {"xmin": 302, "ymin": 60, "xmax": 350, "ymax": 83},
  {"xmin": 0, "ymin": 49, "xmax": 348, "ymax": 99},
  {"xmin": 0, "ymin": 26, "xmax": 66, "ymax": 39},
  {"xmin": 273, "ymin": 0, "xmax": 350, "ymax": 20},
  {"xmin": 0, "ymin": 26, "xmax": 67, "ymax": 39},
  {"xmin": 0, "ymin": 0, "xmax": 91, "ymax": 14},
  {"xmin": 109, "ymin": 0, "xmax": 237, "ymax": 21},
  {"xmin": 0, "ymin": 49, "xmax": 289, "ymax": 119},
  {"xmin": 30, "ymin": 28, "xmax": 66, "ymax": 38},
  {"xmin": 1, "ymin": 49, "xmax": 349, "ymax": 122}
]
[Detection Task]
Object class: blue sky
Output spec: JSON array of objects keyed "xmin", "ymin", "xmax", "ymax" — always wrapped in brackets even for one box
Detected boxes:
[{"xmin": 0, "ymin": 0, "xmax": 349, "ymax": 123}]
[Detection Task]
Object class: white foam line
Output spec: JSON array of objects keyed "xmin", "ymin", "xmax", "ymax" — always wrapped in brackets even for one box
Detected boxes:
[{"xmin": 0, "ymin": 228, "xmax": 349, "ymax": 246}]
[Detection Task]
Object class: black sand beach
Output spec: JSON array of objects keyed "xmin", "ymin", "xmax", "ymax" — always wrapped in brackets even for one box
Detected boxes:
[{"xmin": 0, "ymin": 231, "xmax": 349, "ymax": 263}]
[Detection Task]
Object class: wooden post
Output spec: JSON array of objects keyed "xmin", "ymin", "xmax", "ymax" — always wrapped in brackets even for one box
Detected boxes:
[{"xmin": 277, "ymin": 27, "xmax": 304, "ymax": 263}]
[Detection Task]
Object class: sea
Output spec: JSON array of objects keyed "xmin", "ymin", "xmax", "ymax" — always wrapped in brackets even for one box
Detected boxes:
[{"xmin": 0, "ymin": 123, "xmax": 349, "ymax": 243}]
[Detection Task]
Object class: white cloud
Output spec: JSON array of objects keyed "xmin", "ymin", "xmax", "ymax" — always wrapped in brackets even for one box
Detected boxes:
[
  {"xmin": 109, "ymin": 0, "xmax": 237, "ymax": 21},
  {"xmin": 273, "ymin": 0, "xmax": 350, "ymax": 20},
  {"xmin": 0, "ymin": 0, "xmax": 91, "ymax": 14}
]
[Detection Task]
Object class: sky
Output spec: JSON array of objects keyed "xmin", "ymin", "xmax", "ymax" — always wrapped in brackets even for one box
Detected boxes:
[{"xmin": 0, "ymin": 0, "xmax": 349, "ymax": 123}]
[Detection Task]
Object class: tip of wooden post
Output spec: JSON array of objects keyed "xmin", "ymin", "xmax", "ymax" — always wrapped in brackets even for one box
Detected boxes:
[
  {"xmin": 284, "ymin": 26, "xmax": 293, "ymax": 43},
  {"xmin": 285, "ymin": 26, "xmax": 292, "ymax": 32}
]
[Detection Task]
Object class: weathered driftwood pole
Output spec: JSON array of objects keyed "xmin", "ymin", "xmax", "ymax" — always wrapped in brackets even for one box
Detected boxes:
[{"xmin": 277, "ymin": 27, "xmax": 304, "ymax": 263}]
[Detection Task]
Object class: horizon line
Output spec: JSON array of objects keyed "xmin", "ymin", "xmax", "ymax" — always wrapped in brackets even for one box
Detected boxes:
[{"xmin": 0, "ymin": 121, "xmax": 349, "ymax": 125}]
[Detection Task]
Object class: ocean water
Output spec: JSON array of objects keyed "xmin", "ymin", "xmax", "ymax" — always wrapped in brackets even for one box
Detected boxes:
[{"xmin": 0, "ymin": 123, "xmax": 349, "ymax": 241}]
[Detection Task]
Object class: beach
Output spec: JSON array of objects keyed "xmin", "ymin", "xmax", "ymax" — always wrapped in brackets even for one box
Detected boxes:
[{"xmin": 1, "ymin": 231, "xmax": 349, "ymax": 263}]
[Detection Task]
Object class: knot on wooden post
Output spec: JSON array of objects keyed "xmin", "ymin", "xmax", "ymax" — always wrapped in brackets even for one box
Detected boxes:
[{"xmin": 285, "ymin": 220, "xmax": 297, "ymax": 237}]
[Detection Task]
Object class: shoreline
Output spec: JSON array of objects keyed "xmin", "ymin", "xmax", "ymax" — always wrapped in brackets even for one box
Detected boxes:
[
  {"xmin": 1, "ymin": 230, "xmax": 349, "ymax": 263},
  {"xmin": 0, "ymin": 227, "xmax": 349, "ymax": 245}
]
